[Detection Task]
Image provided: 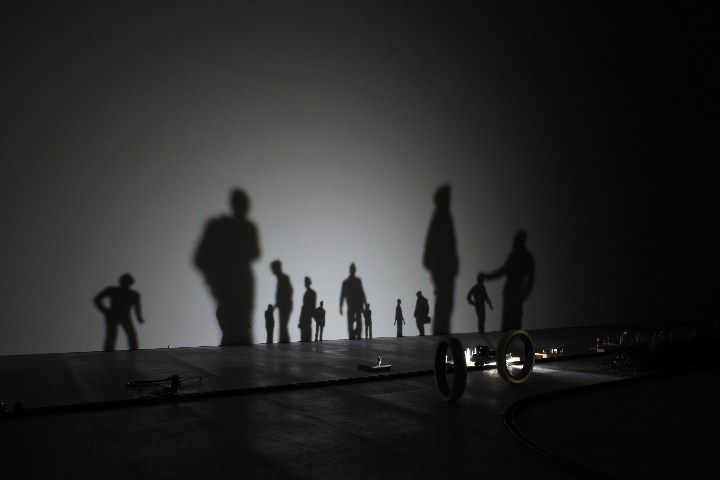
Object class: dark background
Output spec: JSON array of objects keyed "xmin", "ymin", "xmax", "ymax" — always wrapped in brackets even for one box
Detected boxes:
[{"xmin": 1, "ymin": 1, "xmax": 714, "ymax": 354}]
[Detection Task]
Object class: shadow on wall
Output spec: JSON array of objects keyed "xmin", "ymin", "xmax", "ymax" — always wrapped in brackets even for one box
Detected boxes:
[
  {"xmin": 314, "ymin": 301, "xmax": 326, "ymax": 341},
  {"xmin": 413, "ymin": 290, "xmax": 430, "ymax": 336},
  {"xmin": 270, "ymin": 260, "xmax": 293, "ymax": 343},
  {"xmin": 484, "ymin": 230, "xmax": 535, "ymax": 331},
  {"xmin": 339, "ymin": 262, "xmax": 366, "ymax": 340},
  {"xmin": 362, "ymin": 302, "xmax": 372, "ymax": 339},
  {"xmin": 466, "ymin": 272, "xmax": 493, "ymax": 336},
  {"xmin": 191, "ymin": 185, "xmax": 533, "ymax": 348},
  {"xmin": 298, "ymin": 276, "xmax": 316, "ymax": 342},
  {"xmin": 93, "ymin": 273, "xmax": 145, "ymax": 351},
  {"xmin": 394, "ymin": 298, "xmax": 405, "ymax": 337},
  {"xmin": 194, "ymin": 189, "xmax": 260, "ymax": 345},
  {"xmin": 423, "ymin": 184, "xmax": 459, "ymax": 335}
]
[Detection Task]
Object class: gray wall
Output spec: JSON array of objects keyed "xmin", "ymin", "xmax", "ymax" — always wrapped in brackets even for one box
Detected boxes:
[{"xmin": 1, "ymin": 1, "xmax": 710, "ymax": 355}]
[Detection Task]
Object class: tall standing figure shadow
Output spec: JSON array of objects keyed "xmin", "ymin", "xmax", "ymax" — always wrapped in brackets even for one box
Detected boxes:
[
  {"xmin": 271, "ymin": 260, "xmax": 293, "ymax": 343},
  {"xmin": 298, "ymin": 276, "xmax": 316, "ymax": 342},
  {"xmin": 194, "ymin": 188, "xmax": 260, "ymax": 345},
  {"xmin": 485, "ymin": 230, "xmax": 535, "ymax": 331},
  {"xmin": 423, "ymin": 185, "xmax": 458, "ymax": 335},
  {"xmin": 339, "ymin": 263, "xmax": 366, "ymax": 340}
]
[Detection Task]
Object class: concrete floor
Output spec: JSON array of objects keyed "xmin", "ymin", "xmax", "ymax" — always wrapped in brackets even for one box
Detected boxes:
[{"xmin": 0, "ymin": 326, "xmax": 711, "ymax": 479}]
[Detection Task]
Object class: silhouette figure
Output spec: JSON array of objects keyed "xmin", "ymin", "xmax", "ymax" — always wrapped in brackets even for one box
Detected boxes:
[
  {"xmin": 467, "ymin": 272, "xmax": 493, "ymax": 334},
  {"xmin": 194, "ymin": 188, "xmax": 260, "ymax": 345},
  {"xmin": 339, "ymin": 263, "xmax": 366, "ymax": 340},
  {"xmin": 264, "ymin": 304, "xmax": 275, "ymax": 344},
  {"xmin": 298, "ymin": 276, "xmax": 317, "ymax": 342},
  {"xmin": 271, "ymin": 260, "xmax": 293, "ymax": 343},
  {"xmin": 94, "ymin": 273, "xmax": 145, "ymax": 351},
  {"xmin": 362, "ymin": 303, "xmax": 373, "ymax": 339},
  {"xmin": 314, "ymin": 300, "xmax": 326, "ymax": 341},
  {"xmin": 485, "ymin": 230, "xmax": 535, "ymax": 331},
  {"xmin": 394, "ymin": 299, "xmax": 405, "ymax": 337},
  {"xmin": 414, "ymin": 291, "xmax": 430, "ymax": 336},
  {"xmin": 423, "ymin": 185, "xmax": 458, "ymax": 335}
]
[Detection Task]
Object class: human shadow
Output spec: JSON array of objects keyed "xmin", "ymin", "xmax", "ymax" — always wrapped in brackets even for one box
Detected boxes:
[
  {"xmin": 394, "ymin": 298, "xmax": 405, "ymax": 337},
  {"xmin": 298, "ymin": 276, "xmax": 316, "ymax": 342},
  {"xmin": 271, "ymin": 260, "xmax": 293, "ymax": 343},
  {"xmin": 314, "ymin": 301, "xmax": 326, "ymax": 341},
  {"xmin": 414, "ymin": 291, "xmax": 430, "ymax": 336},
  {"xmin": 339, "ymin": 263, "xmax": 366, "ymax": 339},
  {"xmin": 423, "ymin": 185, "xmax": 458, "ymax": 335},
  {"xmin": 467, "ymin": 272, "xmax": 493, "ymax": 333},
  {"xmin": 485, "ymin": 230, "xmax": 535, "ymax": 331},
  {"xmin": 94, "ymin": 273, "xmax": 145, "ymax": 351},
  {"xmin": 264, "ymin": 304, "xmax": 274, "ymax": 344},
  {"xmin": 362, "ymin": 303, "xmax": 372, "ymax": 339},
  {"xmin": 194, "ymin": 189, "xmax": 260, "ymax": 345}
]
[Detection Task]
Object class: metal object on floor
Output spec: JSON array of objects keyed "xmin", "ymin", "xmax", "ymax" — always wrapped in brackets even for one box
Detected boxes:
[
  {"xmin": 434, "ymin": 331, "xmax": 537, "ymax": 400},
  {"xmin": 496, "ymin": 330, "xmax": 535, "ymax": 384},
  {"xmin": 358, "ymin": 356, "xmax": 392, "ymax": 372},
  {"xmin": 434, "ymin": 336, "xmax": 467, "ymax": 402}
]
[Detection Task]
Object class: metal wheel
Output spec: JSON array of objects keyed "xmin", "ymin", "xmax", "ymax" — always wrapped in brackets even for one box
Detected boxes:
[
  {"xmin": 496, "ymin": 330, "xmax": 535, "ymax": 384},
  {"xmin": 434, "ymin": 336, "xmax": 467, "ymax": 401}
]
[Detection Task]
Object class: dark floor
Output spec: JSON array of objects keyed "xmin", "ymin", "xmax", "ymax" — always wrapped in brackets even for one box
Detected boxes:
[
  {"xmin": 0, "ymin": 326, "xmax": 624, "ymax": 409},
  {"xmin": 513, "ymin": 368, "xmax": 720, "ymax": 478},
  {"xmin": 0, "ymin": 326, "xmax": 713, "ymax": 479}
]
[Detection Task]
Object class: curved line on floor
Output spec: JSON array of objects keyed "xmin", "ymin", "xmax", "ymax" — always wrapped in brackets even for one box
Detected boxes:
[{"xmin": 503, "ymin": 364, "xmax": 720, "ymax": 480}]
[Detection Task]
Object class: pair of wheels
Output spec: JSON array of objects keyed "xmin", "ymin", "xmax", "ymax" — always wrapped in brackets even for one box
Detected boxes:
[{"xmin": 434, "ymin": 330, "xmax": 535, "ymax": 401}]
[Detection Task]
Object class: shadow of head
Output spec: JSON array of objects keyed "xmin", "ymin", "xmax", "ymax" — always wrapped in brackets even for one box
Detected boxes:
[
  {"xmin": 513, "ymin": 230, "xmax": 528, "ymax": 250},
  {"xmin": 231, "ymin": 188, "xmax": 250, "ymax": 219},
  {"xmin": 119, "ymin": 273, "xmax": 135, "ymax": 288}
]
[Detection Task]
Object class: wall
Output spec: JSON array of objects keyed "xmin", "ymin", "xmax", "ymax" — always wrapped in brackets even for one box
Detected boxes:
[{"xmin": 1, "ymin": 1, "xmax": 712, "ymax": 355}]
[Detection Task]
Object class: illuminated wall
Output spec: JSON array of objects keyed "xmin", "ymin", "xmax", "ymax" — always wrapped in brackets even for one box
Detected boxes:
[{"xmin": 1, "ymin": 1, "xmax": 709, "ymax": 355}]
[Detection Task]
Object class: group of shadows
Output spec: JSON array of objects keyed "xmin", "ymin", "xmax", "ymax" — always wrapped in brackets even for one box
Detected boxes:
[{"xmin": 93, "ymin": 186, "xmax": 534, "ymax": 351}]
